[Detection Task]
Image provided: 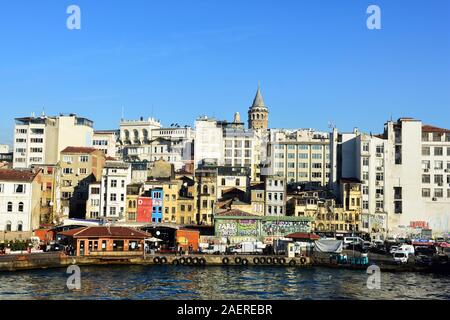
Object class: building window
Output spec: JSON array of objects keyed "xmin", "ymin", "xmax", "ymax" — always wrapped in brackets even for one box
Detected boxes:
[
  {"xmin": 422, "ymin": 188, "xmax": 431, "ymax": 198},
  {"xmin": 422, "ymin": 175, "xmax": 430, "ymax": 184},
  {"xmin": 110, "ymin": 194, "xmax": 117, "ymax": 201},
  {"xmin": 435, "ymin": 189, "xmax": 443, "ymax": 198},
  {"xmin": 111, "ymin": 180, "xmax": 117, "ymax": 188},
  {"xmin": 363, "ymin": 158, "xmax": 369, "ymax": 166},
  {"xmin": 17, "ymin": 221, "xmax": 23, "ymax": 232},
  {"xmin": 7, "ymin": 202, "xmax": 13, "ymax": 212},
  {"xmin": 433, "ymin": 133, "xmax": 441, "ymax": 142},
  {"xmin": 422, "ymin": 132, "xmax": 429, "ymax": 142},
  {"xmin": 63, "ymin": 156, "xmax": 73, "ymax": 163},
  {"xmin": 434, "ymin": 147, "xmax": 443, "ymax": 156},
  {"xmin": 422, "ymin": 147, "xmax": 430, "ymax": 156},
  {"xmin": 110, "ymin": 207, "xmax": 116, "ymax": 215},
  {"xmin": 18, "ymin": 202, "xmax": 24, "ymax": 212},
  {"xmin": 435, "ymin": 175, "xmax": 444, "ymax": 185},
  {"xmin": 14, "ymin": 184, "xmax": 25, "ymax": 193},
  {"xmin": 0, "ymin": 184, "xmax": 3, "ymax": 193},
  {"xmin": 6, "ymin": 221, "xmax": 11, "ymax": 232}
]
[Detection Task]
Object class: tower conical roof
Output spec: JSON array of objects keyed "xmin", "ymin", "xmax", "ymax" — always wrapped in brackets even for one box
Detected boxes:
[{"xmin": 251, "ymin": 84, "xmax": 267, "ymax": 110}]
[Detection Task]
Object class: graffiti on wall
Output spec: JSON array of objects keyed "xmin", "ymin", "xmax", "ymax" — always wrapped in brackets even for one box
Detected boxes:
[
  {"xmin": 216, "ymin": 220, "xmax": 258, "ymax": 237},
  {"xmin": 261, "ymin": 220, "xmax": 310, "ymax": 237}
]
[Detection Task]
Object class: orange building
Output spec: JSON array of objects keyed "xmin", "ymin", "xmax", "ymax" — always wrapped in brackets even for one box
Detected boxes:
[
  {"xmin": 57, "ymin": 226, "xmax": 150, "ymax": 256},
  {"xmin": 175, "ymin": 229, "xmax": 200, "ymax": 252}
]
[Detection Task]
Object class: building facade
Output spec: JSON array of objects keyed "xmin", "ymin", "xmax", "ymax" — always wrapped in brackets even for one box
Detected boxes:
[
  {"xmin": 13, "ymin": 114, "xmax": 94, "ymax": 168},
  {"xmin": 93, "ymin": 130, "xmax": 119, "ymax": 158},
  {"xmin": 266, "ymin": 129, "xmax": 330, "ymax": 186},
  {"xmin": 0, "ymin": 169, "xmax": 42, "ymax": 240},
  {"xmin": 99, "ymin": 161, "xmax": 132, "ymax": 222},
  {"xmin": 59, "ymin": 147, "xmax": 106, "ymax": 219},
  {"xmin": 265, "ymin": 175, "xmax": 287, "ymax": 216}
]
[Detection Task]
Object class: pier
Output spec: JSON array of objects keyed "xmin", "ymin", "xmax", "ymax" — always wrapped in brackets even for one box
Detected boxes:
[{"xmin": 0, "ymin": 251, "xmax": 448, "ymax": 274}]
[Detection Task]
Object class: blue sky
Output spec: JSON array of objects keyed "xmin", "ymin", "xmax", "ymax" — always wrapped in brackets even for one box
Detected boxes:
[{"xmin": 0, "ymin": 0, "xmax": 449, "ymax": 145}]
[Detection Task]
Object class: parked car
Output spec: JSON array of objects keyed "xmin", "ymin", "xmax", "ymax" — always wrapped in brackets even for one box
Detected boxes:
[
  {"xmin": 343, "ymin": 237, "xmax": 364, "ymax": 245},
  {"xmin": 389, "ymin": 246, "xmax": 399, "ymax": 255},
  {"xmin": 385, "ymin": 237, "xmax": 397, "ymax": 245},
  {"xmin": 415, "ymin": 246, "xmax": 437, "ymax": 256},
  {"xmin": 372, "ymin": 240, "xmax": 384, "ymax": 247},
  {"xmin": 415, "ymin": 255, "xmax": 433, "ymax": 266},
  {"xmin": 393, "ymin": 252, "xmax": 408, "ymax": 264},
  {"xmin": 370, "ymin": 245, "xmax": 388, "ymax": 255}
]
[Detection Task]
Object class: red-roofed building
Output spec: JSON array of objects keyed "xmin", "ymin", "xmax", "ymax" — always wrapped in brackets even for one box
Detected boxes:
[{"xmin": 57, "ymin": 226, "xmax": 150, "ymax": 256}]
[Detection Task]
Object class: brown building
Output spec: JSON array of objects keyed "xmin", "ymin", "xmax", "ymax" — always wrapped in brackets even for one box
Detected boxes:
[
  {"xmin": 33, "ymin": 164, "xmax": 58, "ymax": 224},
  {"xmin": 195, "ymin": 167, "xmax": 218, "ymax": 225},
  {"xmin": 57, "ymin": 226, "xmax": 150, "ymax": 256},
  {"xmin": 59, "ymin": 147, "xmax": 106, "ymax": 219}
]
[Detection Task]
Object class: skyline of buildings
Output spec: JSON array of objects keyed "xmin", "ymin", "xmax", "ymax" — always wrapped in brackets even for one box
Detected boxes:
[{"xmin": 0, "ymin": 86, "xmax": 449, "ymax": 241}]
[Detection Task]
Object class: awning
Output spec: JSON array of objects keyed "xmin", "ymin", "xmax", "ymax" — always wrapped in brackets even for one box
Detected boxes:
[
  {"xmin": 285, "ymin": 233, "xmax": 320, "ymax": 241},
  {"xmin": 437, "ymin": 242, "xmax": 450, "ymax": 248}
]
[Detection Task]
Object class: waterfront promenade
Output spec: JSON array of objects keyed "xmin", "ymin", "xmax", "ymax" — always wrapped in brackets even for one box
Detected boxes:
[{"xmin": 0, "ymin": 251, "xmax": 448, "ymax": 274}]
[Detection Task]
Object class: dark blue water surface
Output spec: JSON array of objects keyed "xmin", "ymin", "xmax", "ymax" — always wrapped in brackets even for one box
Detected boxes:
[{"xmin": 0, "ymin": 265, "xmax": 448, "ymax": 300}]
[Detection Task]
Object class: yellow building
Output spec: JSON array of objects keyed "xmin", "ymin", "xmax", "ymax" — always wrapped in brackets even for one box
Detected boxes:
[
  {"xmin": 162, "ymin": 181, "xmax": 180, "ymax": 223},
  {"xmin": 126, "ymin": 183, "xmax": 143, "ymax": 222},
  {"xmin": 287, "ymin": 180, "xmax": 362, "ymax": 235}
]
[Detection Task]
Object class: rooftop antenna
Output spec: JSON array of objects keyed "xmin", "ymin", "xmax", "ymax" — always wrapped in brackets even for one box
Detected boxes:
[
  {"xmin": 328, "ymin": 121, "xmax": 336, "ymax": 130},
  {"xmin": 121, "ymin": 106, "xmax": 125, "ymax": 121},
  {"xmin": 41, "ymin": 106, "xmax": 46, "ymax": 117}
]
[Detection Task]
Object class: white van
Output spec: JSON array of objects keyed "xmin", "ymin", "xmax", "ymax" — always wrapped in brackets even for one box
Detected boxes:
[
  {"xmin": 393, "ymin": 252, "xmax": 408, "ymax": 263},
  {"xmin": 343, "ymin": 237, "xmax": 364, "ymax": 245},
  {"xmin": 397, "ymin": 244, "xmax": 415, "ymax": 256}
]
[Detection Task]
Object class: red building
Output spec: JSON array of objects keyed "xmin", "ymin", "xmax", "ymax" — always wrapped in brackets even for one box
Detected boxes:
[{"xmin": 137, "ymin": 197, "xmax": 152, "ymax": 223}]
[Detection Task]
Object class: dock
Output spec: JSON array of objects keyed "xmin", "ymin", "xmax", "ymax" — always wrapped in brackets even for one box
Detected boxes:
[{"xmin": 0, "ymin": 252, "xmax": 447, "ymax": 274}]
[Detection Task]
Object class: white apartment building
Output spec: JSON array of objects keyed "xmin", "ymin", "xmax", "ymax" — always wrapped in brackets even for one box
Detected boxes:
[
  {"xmin": 384, "ymin": 119, "xmax": 450, "ymax": 236},
  {"xmin": 119, "ymin": 118, "xmax": 193, "ymax": 170},
  {"xmin": 330, "ymin": 128, "xmax": 389, "ymax": 237},
  {"xmin": 93, "ymin": 130, "xmax": 119, "ymax": 158},
  {"xmin": 0, "ymin": 145, "xmax": 9, "ymax": 154},
  {"xmin": 265, "ymin": 175, "xmax": 287, "ymax": 216},
  {"xmin": 0, "ymin": 169, "xmax": 42, "ymax": 240},
  {"xmin": 331, "ymin": 118, "xmax": 450, "ymax": 237},
  {"xmin": 13, "ymin": 114, "xmax": 94, "ymax": 168},
  {"xmin": 86, "ymin": 182, "xmax": 101, "ymax": 220},
  {"xmin": 99, "ymin": 161, "xmax": 132, "ymax": 222},
  {"xmin": 267, "ymin": 129, "xmax": 330, "ymax": 186},
  {"xmin": 195, "ymin": 113, "xmax": 263, "ymax": 181},
  {"xmin": 194, "ymin": 116, "xmax": 224, "ymax": 167}
]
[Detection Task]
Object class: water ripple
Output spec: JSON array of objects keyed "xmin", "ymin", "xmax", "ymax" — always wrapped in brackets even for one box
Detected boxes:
[{"xmin": 0, "ymin": 265, "xmax": 448, "ymax": 300}]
